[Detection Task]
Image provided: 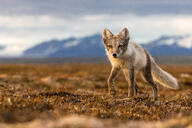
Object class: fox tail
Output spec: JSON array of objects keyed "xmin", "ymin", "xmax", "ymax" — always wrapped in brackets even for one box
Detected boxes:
[{"xmin": 151, "ymin": 58, "xmax": 179, "ymax": 89}]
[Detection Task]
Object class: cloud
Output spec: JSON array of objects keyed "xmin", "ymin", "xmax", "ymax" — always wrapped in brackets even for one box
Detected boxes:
[
  {"xmin": 0, "ymin": 0, "xmax": 192, "ymax": 16},
  {"xmin": 0, "ymin": 13, "xmax": 192, "ymax": 56},
  {"xmin": 0, "ymin": 0, "xmax": 192, "ymax": 56},
  {"xmin": 83, "ymin": 15, "xmax": 110, "ymax": 21}
]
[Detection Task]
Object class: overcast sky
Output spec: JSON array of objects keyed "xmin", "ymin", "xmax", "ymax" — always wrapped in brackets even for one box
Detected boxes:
[{"xmin": 0, "ymin": 0, "xmax": 192, "ymax": 56}]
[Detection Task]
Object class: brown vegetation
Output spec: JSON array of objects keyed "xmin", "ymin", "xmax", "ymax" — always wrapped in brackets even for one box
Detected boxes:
[{"xmin": 0, "ymin": 64, "xmax": 191, "ymax": 127}]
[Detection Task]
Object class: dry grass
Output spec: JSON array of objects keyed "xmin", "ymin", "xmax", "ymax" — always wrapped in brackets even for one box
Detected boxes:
[{"xmin": 0, "ymin": 64, "xmax": 191, "ymax": 127}]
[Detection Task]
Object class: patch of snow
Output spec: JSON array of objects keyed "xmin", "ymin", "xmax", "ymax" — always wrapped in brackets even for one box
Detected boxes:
[
  {"xmin": 63, "ymin": 40, "xmax": 79, "ymax": 48},
  {"xmin": 177, "ymin": 35, "xmax": 192, "ymax": 48},
  {"xmin": 156, "ymin": 35, "xmax": 192, "ymax": 48},
  {"xmin": 43, "ymin": 46, "xmax": 58, "ymax": 55},
  {"xmin": 158, "ymin": 38, "xmax": 176, "ymax": 46}
]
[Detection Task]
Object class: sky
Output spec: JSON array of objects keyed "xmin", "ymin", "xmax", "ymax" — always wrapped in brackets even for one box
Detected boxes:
[{"xmin": 0, "ymin": 0, "xmax": 192, "ymax": 56}]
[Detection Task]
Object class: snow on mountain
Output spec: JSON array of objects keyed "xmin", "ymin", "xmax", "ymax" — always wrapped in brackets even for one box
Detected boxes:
[
  {"xmin": 178, "ymin": 35, "xmax": 192, "ymax": 48},
  {"xmin": 23, "ymin": 34, "xmax": 105, "ymax": 57},
  {"xmin": 63, "ymin": 40, "xmax": 79, "ymax": 48},
  {"xmin": 23, "ymin": 34, "xmax": 192, "ymax": 57},
  {"xmin": 154, "ymin": 35, "xmax": 192, "ymax": 48},
  {"xmin": 143, "ymin": 35, "xmax": 192, "ymax": 56}
]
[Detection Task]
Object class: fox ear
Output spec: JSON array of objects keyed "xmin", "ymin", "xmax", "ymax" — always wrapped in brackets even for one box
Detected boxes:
[
  {"xmin": 118, "ymin": 28, "xmax": 130, "ymax": 41},
  {"xmin": 102, "ymin": 28, "xmax": 113, "ymax": 43}
]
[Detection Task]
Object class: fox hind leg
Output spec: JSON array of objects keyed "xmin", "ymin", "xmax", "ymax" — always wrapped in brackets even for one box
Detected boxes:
[
  {"xmin": 142, "ymin": 69, "xmax": 158, "ymax": 101},
  {"xmin": 135, "ymin": 83, "xmax": 139, "ymax": 96},
  {"xmin": 143, "ymin": 48, "xmax": 158, "ymax": 101}
]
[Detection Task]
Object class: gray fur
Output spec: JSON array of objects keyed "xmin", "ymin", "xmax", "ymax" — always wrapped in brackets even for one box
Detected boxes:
[
  {"xmin": 142, "ymin": 48, "xmax": 158, "ymax": 100},
  {"xmin": 151, "ymin": 59, "xmax": 179, "ymax": 89}
]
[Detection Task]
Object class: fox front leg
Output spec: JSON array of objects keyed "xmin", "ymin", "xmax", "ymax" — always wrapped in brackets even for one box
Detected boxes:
[
  {"xmin": 123, "ymin": 69, "xmax": 138, "ymax": 97},
  {"xmin": 108, "ymin": 67, "xmax": 120, "ymax": 97},
  {"xmin": 123, "ymin": 67, "xmax": 135, "ymax": 97}
]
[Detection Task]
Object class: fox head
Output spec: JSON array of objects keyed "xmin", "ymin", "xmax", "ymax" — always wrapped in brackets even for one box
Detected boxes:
[{"xmin": 102, "ymin": 28, "xmax": 130, "ymax": 58}]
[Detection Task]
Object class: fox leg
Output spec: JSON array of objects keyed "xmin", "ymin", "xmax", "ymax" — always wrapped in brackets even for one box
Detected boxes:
[
  {"xmin": 143, "ymin": 48, "xmax": 158, "ymax": 101},
  {"xmin": 123, "ymin": 69, "xmax": 138, "ymax": 97},
  {"xmin": 123, "ymin": 67, "xmax": 135, "ymax": 97},
  {"xmin": 142, "ymin": 68, "xmax": 158, "ymax": 101},
  {"xmin": 135, "ymin": 83, "xmax": 139, "ymax": 96},
  {"xmin": 108, "ymin": 67, "xmax": 120, "ymax": 97}
]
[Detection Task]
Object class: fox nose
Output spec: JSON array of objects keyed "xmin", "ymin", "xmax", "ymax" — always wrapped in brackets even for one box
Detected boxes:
[{"xmin": 112, "ymin": 53, "xmax": 117, "ymax": 58}]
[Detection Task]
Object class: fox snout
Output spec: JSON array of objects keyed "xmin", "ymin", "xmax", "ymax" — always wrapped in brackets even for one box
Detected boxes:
[
  {"xmin": 111, "ymin": 49, "xmax": 122, "ymax": 58},
  {"xmin": 111, "ymin": 48, "xmax": 120, "ymax": 58},
  {"xmin": 112, "ymin": 53, "xmax": 117, "ymax": 58}
]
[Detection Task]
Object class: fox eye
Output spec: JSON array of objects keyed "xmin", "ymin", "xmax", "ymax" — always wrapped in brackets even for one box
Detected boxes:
[
  {"xmin": 107, "ymin": 45, "xmax": 113, "ymax": 48},
  {"xmin": 118, "ymin": 45, "xmax": 123, "ymax": 49}
]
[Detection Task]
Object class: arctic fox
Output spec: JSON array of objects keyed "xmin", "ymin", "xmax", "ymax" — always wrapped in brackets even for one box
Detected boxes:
[{"xmin": 102, "ymin": 28, "xmax": 179, "ymax": 101}]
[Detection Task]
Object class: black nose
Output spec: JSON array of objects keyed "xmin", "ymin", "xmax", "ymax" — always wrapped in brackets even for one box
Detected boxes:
[{"xmin": 112, "ymin": 53, "xmax": 117, "ymax": 58}]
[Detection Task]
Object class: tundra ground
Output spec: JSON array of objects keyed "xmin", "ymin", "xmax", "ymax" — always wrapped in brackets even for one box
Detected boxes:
[{"xmin": 0, "ymin": 64, "xmax": 191, "ymax": 128}]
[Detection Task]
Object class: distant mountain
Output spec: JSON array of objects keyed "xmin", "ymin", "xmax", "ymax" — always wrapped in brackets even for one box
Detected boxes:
[
  {"xmin": 143, "ymin": 35, "xmax": 192, "ymax": 56},
  {"xmin": 23, "ymin": 34, "xmax": 105, "ymax": 57},
  {"xmin": 23, "ymin": 34, "xmax": 192, "ymax": 57}
]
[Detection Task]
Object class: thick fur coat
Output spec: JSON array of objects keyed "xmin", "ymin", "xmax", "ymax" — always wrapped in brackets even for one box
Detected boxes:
[{"xmin": 102, "ymin": 28, "xmax": 179, "ymax": 100}]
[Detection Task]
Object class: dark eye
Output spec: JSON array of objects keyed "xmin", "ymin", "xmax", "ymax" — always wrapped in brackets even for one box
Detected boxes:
[
  {"xmin": 107, "ymin": 45, "xmax": 113, "ymax": 48},
  {"xmin": 118, "ymin": 45, "xmax": 123, "ymax": 49}
]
